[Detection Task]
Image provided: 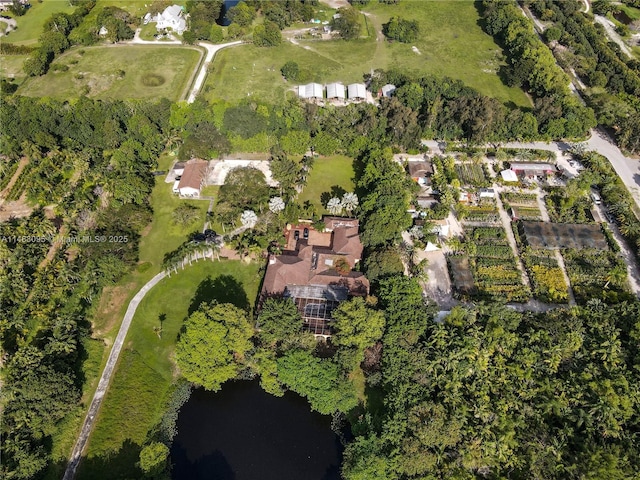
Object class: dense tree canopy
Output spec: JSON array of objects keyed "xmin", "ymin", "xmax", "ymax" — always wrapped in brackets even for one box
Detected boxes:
[{"xmin": 176, "ymin": 302, "xmax": 253, "ymax": 391}]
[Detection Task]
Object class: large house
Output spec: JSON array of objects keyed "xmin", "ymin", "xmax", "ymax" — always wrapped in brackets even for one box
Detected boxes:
[
  {"xmin": 144, "ymin": 4, "xmax": 187, "ymax": 34},
  {"xmin": 407, "ymin": 160, "xmax": 433, "ymax": 186},
  {"xmin": 177, "ymin": 159, "xmax": 208, "ymax": 197},
  {"xmin": 261, "ymin": 217, "xmax": 369, "ymax": 338}
]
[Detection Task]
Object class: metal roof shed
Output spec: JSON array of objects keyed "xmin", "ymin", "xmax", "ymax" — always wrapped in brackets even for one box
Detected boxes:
[
  {"xmin": 326, "ymin": 82, "xmax": 345, "ymax": 100},
  {"xmin": 347, "ymin": 83, "xmax": 366, "ymax": 100}
]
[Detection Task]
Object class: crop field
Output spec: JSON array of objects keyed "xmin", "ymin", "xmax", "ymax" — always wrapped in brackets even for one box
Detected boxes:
[
  {"xmin": 562, "ymin": 248, "xmax": 629, "ymax": 304},
  {"xmin": 206, "ymin": 1, "xmax": 530, "ymax": 106},
  {"xmin": 521, "ymin": 248, "xmax": 568, "ymax": 303},
  {"xmin": 449, "ymin": 226, "xmax": 529, "ymax": 302},
  {"xmin": 460, "ymin": 199, "xmax": 500, "ymax": 224},
  {"xmin": 17, "ymin": 45, "xmax": 201, "ymax": 101},
  {"xmin": 454, "ymin": 163, "xmax": 488, "ymax": 186},
  {"xmin": 501, "ymin": 191, "xmax": 538, "ymax": 206}
]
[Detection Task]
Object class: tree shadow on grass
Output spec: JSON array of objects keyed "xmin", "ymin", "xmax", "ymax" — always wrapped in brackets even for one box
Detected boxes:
[
  {"xmin": 188, "ymin": 275, "xmax": 250, "ymax": 315},
  {"xmin": 75, "ymin": 439, "xmax": 143, "ymax": 480},
  {"xmin": 320, "ymin": 185, "xmax": 348, "ymax": 207}
]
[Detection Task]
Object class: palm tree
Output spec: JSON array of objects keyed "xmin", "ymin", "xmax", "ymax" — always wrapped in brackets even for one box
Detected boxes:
[
  {"xmin": 604, "ymin": 265, "xmax": 627, "ymax": 289},
  {"xmin": 268, "ymin": 196, "xmax": 285, "ymax": 214},
  {"xmin": 327, "ymin": 197, "xmax": 343, "ymax": 216},
  {"xmin": 341, "ymin": 192, "xmax": 358, "ymax": 217},
  {"xmin": 241, "ymin": 210, "xmax": 258, "ymax": 229}
]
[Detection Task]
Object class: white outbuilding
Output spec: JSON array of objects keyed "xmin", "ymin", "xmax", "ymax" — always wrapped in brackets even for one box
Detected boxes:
[
  {"xmin": 347, "ymin": 83, "xmax": 367, "ymax": 100},
  {"xmin": 298, "ymin": 83, "xmax": 324, "ymax": 100},
  {"xmin": 326, "ymin": 82, "xmax": 346, "ymax": 100},
  {"xmin": 500, "ymin": 169, "xmax": 518, "ymax": 182}
]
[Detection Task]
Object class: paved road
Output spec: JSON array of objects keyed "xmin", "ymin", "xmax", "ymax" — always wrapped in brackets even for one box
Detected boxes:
[
  {"xmin": 63, "ymin": 271, "xmax": 167, "ymax": 480},
  {"xmin": 187, "ymin": 41, "xmax": 242, "ymax": 103},
  {"xmin": 0, "ymin": 16, "xmax": 16, "ymax": 37}
]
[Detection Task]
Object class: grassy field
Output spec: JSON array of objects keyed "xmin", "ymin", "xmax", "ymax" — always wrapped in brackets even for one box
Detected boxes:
[
  {"xmin": 298, "ymin": 155, "xmax": 355, "ymax": 214},
  {"xmin": 205, "ymin": 1, "xmax": 529, "ymax": 107},
  {"xmin": 1, "ymin": 0, "xmax": 75, "ymax": 44},
  {"xmin": 17, "ymin": 45, "xmax": 201, "ymax": 101},
  {"xmin": 0, "ymin": 54, "xmax": 28, "ymax": 82},
  {"xmin": 78, "ymin": 259, "xmax": 261, "ymax": 479}
]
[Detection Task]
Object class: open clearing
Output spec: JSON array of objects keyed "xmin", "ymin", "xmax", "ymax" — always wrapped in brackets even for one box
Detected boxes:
[
  {"xmin": 17, "ymin": 45, "xmax": 201, "ymax": 101},
  {"xmin": 206, "ymin": 0, "xmax": 529, "ymax": 107},
  {"xmin": 298, "ymin": 155, "xmax": 355, "ymax": 214},
  {"xmin": 78, "ymin": 260, "xmax": 260, "ymax": 480}
]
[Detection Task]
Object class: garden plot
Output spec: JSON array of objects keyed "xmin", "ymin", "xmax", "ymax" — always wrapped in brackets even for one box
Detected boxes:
[
  {"xmin": 460, "ymin": 198, "xmax": 500, "ymax": 224},
  {"xmin": 448, "ymin": 226, "xmax": 529, "ymax": 302},
  {"xmin": 454, "ymin": 163, "xmax": 489, "ymax": 187},
  {"xmin": 563, "ymin": 248, "xmax": 629, "ymax": 303},
  {"xmin": 500, "ymin": 191, "xmax": 542, "ymax": 220},
  {"xmin": 545, "ymin": 186, "xmax": 594, "ymax": 224},
  {"xmin": 521, "ymin": 248, "xmax": 568, "ymax": 303},
  {"xmin": 448, "ymin": 255, "xmax": 475, "ymax": 296}
]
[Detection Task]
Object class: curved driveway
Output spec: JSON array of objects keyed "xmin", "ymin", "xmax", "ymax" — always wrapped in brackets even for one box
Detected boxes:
[
  {"xmin": 63, "ymin": 271, "xmax": 167, "ymax": 480},
  {"xmin": 186, "ymin": 40, "xmax": 242, "ymax": 103}
]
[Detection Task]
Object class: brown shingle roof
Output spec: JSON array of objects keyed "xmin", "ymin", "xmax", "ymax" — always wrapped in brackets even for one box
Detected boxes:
[
  {"xmin": 408, "ymin": 161, "xmax": 433, "ymax": 178},
  {"xmin": 178, "ymin": 160, "xmax": 208, "ymax": 191}
]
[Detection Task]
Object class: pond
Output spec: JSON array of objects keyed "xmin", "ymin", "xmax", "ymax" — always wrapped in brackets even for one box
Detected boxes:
[
  {"xmin": 218, "ymin": 0, "xmax": 241, "ymax": 26},
  {"xmin": 171, "ymin": 381, "xmax": 343, "ymax": 480}
]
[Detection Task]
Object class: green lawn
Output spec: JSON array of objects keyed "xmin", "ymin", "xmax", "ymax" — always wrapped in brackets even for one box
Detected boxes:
[
  {"xmin": 17, "ymin": 45, "xmax": 201, "ymax": 101},
  {"xmin": 1, "ymin": 0, "xmax": 75, "ymax": 44},
  {"xmin": 78, "ymin": 259, "xmax": 260, "ymax": 479},
  {"xmin": 298, "ymin": 155, "xmax": 355, "ymax": 214},
  {"xmin": 205, "ymin": 1, "xmax": 529, "ymax": 107},
  {"xmin": 0, "ymin": 54, "xmax": 28, "ymax": 82}
]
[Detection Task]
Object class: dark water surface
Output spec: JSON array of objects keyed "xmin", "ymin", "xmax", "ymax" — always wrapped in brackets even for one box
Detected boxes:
[
  {"xmin": 218, "ymin": 0, "xmax": 241, "ymax": 26},
  {"xmin": 171, "ymin": 381, "xmax": 342, "ymax": 480}
]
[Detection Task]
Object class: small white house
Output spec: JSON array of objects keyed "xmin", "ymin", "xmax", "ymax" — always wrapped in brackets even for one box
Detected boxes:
[{"xmin": 431, "ymin": 219, "xmax": 450, "ymax": 237}]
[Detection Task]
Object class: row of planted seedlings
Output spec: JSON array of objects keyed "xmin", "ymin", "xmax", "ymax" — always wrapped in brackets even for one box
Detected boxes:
[
  {"xmin": 457, "ymin": 198, "xmax": 501, "ymax": 224},
  {"xmin": 562, "ymin": 247, "xmax": 632, "ymax": 304},
  {"xmin": 500, "ymin": 191, "xmax": 543, "ymax": 221},
  {"xmin": 521, "ymin": 248, "xmax": 568, "ymax": 303},
  {"xmin": 462, "ymin": 226, "xmax": 530, "ymax": 302}
]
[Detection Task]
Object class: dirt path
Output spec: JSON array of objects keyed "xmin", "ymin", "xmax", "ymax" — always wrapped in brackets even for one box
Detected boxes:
[
  {"xmin": 595, "ymin": 15, "xmax": 633, "ymax": 58},
  {"xmin": 0, "ymin": 157, "xmax": 28, "ymax": 204},
  {"xmin": 594, "ymin": 203, "xmax": 640, "ymax": 297},
  {"xmin": 186, "ymin": 40, "xmax": 243, "ymax": 103},
  {"xmin": 494, "ymin": 189, "xmax": 531, "ymax": 289}
]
